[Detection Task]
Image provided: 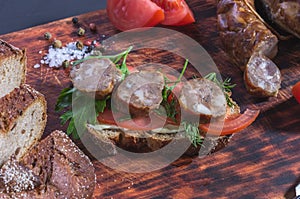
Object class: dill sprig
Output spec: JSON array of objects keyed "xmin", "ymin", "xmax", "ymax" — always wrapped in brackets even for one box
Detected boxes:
[
  {"xmin": 159, "ymin": 59, "xmax": 189, "ymax": 120},
  {"xmin": 182, "ymin": 121, "xmax": 203, "ymax": 147},
  {"xmin": 204, "ymin": 72, "xmax": 236, "ymax": 107}
]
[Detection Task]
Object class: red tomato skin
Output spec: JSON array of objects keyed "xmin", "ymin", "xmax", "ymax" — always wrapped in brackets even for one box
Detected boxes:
[
  {"xmin": 107, "ymin": 0, "xmax": 164, "ymax": 31},
  {"xmin": 151, "ymin": 0, "xmax": 195, "ymax": 25},
  {"xmin": 292, "ymin": 81, "xmax": 300, "ymax": 104},
  {"xmin": 199, "ymin": 109, "xmax": 260, "ymax": 136}
]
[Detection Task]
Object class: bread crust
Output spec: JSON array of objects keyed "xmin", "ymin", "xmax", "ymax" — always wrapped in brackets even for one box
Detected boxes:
[
  {"xmin": 86, "ymin": 98, "xmax": 240, "ymax": 157},
  {"xmin": 0, "ymin": 131, "xmax": 96, "ymax": 199},
  {"xmin": 0, "ymin": 84, "xmax": 47, "ymax": 167},
  {"xmin": 0, "ymin": 39, "xmax": 27, "ymax": 98},
  {"xmin": 0, "ymin": 84, "xmax": 46, "ymax": 134}
]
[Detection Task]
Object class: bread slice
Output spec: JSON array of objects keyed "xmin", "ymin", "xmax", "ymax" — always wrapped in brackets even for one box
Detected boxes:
[
  {"xmin": 86, "ymin": 124, "xmax": 232, "ymax": 157},
  {"xmin": 0, "ymin": 131, "xmax": 96, "ymax": 198},
  {"xmin": 86, "ymin": 97, "xmax": 240, "ymax": 157},
  {"xmin": 0, "ymin": 39, "xmax": 26, "ymax": 98},
  {"xmin": 0, "ymin": 84, "xmax": 47, "ymax": 166}
]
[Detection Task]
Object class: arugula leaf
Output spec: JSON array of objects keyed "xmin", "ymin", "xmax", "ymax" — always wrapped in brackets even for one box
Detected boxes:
[
  {"xmin": 55, "ymin": 88, "xmax": 107, "ymax": 139},
  {"xmin": 55, "ymin": 87, "xmax": 76, "ymax": 112}
]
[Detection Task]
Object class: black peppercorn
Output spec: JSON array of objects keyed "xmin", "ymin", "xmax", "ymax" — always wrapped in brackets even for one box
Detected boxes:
[
  {"xmin": 72, "ymin": 17, "xmax": 79, "ymax": 24},
  {"xmin": 86, "ymin": 45, "xmax": 93, "ymax": 53}
]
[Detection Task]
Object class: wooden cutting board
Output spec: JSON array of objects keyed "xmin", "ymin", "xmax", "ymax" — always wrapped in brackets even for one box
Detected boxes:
[{"xmin": 1, "ymin": 0, "xmax": 299, "ymax": 198}]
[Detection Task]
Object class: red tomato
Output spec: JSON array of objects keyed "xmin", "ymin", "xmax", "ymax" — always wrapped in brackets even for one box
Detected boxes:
[
  {"xmin": 199, "ymin": 109, "xmax": 260, "ymax": 136},
  {"xmin": 107, "ymin": 0, "xmax": 165, "ymax": 31},
  {"xmin": 151, "ymin": 0, "xmax": 195, "ymax": 25},
  {"xmin": 98, "ymin": 108, "xmax": 167, "ymax": 130},
  {"xmin": 292, "ymin": 81, "xmax": 300, "ymax": 104}
]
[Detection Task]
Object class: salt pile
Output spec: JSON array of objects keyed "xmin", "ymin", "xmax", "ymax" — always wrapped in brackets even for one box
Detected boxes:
[{"xmin": 40, "ymin": 42, "xmax": 91, "ymax": 68}]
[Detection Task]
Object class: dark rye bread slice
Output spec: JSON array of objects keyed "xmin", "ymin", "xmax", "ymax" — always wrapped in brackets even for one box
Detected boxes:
[
  {"xmin": 0, "ymin": 39, "xmax": 26, "ymax": 98},
  {"xmin": 0, "ymin": 84, "xmax": 47, "ymax": 167},
  {"xmin": 0, "ymin": 131, "xmax": 96, "ymax": 199},
  {"xmin": 87, "ymin": 124, "xmax": 233, "ymax": 157}
]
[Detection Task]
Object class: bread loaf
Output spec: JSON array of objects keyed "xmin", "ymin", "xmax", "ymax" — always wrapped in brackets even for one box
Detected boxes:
[
  {"xmin": 0, "ymin": 130, "xmax": 96, "ymax": 199},
  {"xmin": 0, "ymin": 84, "xmax": 47, "ymax": 166},
  {"xmin": 0, "ymin": 39, "xmax": 26, "ymax": 98}
]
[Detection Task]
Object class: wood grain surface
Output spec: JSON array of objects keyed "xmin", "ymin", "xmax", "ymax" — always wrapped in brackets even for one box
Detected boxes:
[{"xmin": 1, "ymin": 0, "xmax": 299, "ymax": 198}]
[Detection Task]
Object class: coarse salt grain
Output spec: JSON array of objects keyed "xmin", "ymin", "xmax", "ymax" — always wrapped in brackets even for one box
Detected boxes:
[
  {"xmin": 33, "ymin": 64, "xmax": 41, "ymax": 69},
  {"xmin": 37, "ymin": 42, "xmax": 91, "ymax": 68}
]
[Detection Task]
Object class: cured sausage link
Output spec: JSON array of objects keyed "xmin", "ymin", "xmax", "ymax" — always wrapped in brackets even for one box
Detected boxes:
[
  {"xmin": 260, "ymin": 0, "xmax": 300, "ymax": 39},
  {"xmin": 217, "ymin": 0, "xmax": 281, "ymax": 97}
]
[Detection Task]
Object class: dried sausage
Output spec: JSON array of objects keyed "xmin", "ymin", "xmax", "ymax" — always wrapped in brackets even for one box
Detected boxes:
[{"xmin": 217, "ymin": 0, "xmax": 281, "ymax": 97}]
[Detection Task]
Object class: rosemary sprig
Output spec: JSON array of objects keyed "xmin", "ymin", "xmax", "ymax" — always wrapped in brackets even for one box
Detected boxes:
[{"xmin": 204, "ymin": 72, "xmax": 236, "ymax": 107}]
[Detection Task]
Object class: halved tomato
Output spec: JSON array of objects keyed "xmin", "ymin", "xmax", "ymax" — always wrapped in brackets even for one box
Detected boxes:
[
  {"xmin": 199, "ymin": 109, "xmax": 260, "ymax": 136},
  {"xmin": 151, "ymin": 0, "xmax": 195, "ymax": 25},
  {"xmin": 107, "ymin": 0, "xmax": 165, "ymax": 31}
]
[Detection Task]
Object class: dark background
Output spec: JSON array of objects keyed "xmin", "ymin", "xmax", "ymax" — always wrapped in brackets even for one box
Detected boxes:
[{"xmin": 0, "ymin": 0, "xmax": 107, "ymax": 35}]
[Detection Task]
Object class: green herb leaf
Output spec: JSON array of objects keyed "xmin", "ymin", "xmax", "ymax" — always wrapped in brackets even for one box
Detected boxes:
[
  {"xmin": 182, "ymin": 121, "xmax": 203, "ymax": 147},
  {"xmin": 72, "ymin": 46, "xmax": 132, "ymax": 73},
  {"xmin": 55, "ymin": 87, "xmax": 76, "ymax": 112},
  {"xmin": 55, "ymin": 46, "xmax": 134, "ymax": 139},
  {"xmin": 59, "ymin": 110, "xmax": 73, "ymax": 125},
  {"xmin": 160, "ymin": 59, "xmax": 189, "ymax": 120},
  {"xmin": 163, "ymin": 59, "xmax": 189, "ymax": 97},
  {"xmin": 56, "ymin": 88, "xmax": 108, "ymax": 139}
]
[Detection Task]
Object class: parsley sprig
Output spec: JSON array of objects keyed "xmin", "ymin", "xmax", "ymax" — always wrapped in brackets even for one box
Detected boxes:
[{"xmin": 55, "ymin": 46, "xmax": 133, "ymax": 139}]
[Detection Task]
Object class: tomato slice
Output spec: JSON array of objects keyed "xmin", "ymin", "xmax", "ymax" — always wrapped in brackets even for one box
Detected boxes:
[
  {"xmin": 98, "ymin": 108, "xmax": 168, "ymax": 130},
  {"xmin": 292, "ymin": 81, "xmax": 300, "ymax": 104},
  {"xmin": 199, "ymin": 109, "xmax": 260, "ymax": 136},
  {"xmin": 152, "ymin": 0, "xmax": 195, "ymax": 25},
  {"xmin": 107, "ymin": 0, "xmax": 164, "ymax": 31}
]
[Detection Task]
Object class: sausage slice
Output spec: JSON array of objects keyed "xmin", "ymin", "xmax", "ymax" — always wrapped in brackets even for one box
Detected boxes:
[
  {"xmin": 179, "ymin": 78, "xmax": 227, "ymax": 121},
  {"xmin": 70, "ymin": 58, "xmax": 122, "ymax": 100},
  {"xmin": 244, "ymin": 54, "xmax": 281, "ymax": 97},
  {"xmin": 113, "ymin": 70, "xmax": 165, "ymax": 117}
]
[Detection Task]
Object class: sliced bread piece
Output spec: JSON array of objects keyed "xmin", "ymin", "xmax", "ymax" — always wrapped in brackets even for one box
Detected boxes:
[
  {"xmin": 0, "ymin": 84, "xmax": 47, "ymax": 166},
  {"xmin": 0, "ymin": 131, "xmax": 96, "ymax": 198},
  {"xmin": 0, "ymin": 39, "xmax": 26, "ymax": 98}
]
